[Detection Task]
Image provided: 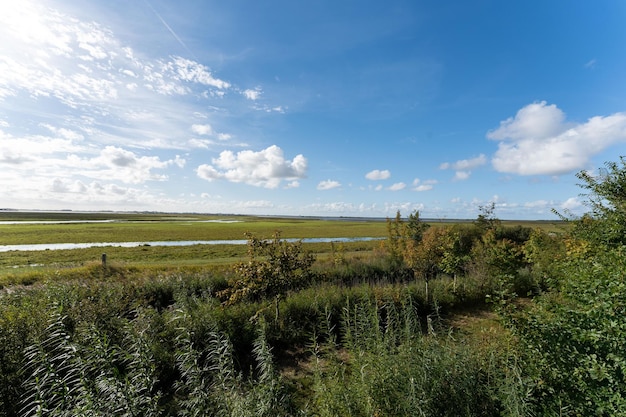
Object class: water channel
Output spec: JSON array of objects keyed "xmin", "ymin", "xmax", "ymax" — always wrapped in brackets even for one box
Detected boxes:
[{"xmin": 0, "ymin": 237, "xmax": 383, "ymax": 252}]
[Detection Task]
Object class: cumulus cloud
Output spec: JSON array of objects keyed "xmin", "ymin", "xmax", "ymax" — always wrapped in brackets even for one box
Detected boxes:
[
  {"xmin": 414, "ymin": 185, "xmax": 433, "ymax": 192},
  {"xmin": 191, "ymin": 124, "xmax": 213, "ymax": 135},
  {"xmin": 365, "ymin": 169, "xmax": 391, "ymax": 180},
  {"xmin": 388, "ymin": 182, "xmax": 406, "ymax": 191},
  {"xmin": 243, "ymin": 88, "xmax": 262, "ymax": 100},
  {"xmin": 439, "ymin": 154, "xmax": 486, "ymax": 171},
  {"xmin": 488, "ymin": 101, "xmax": 626, "ymax": 175},
  {"xmin": 191, "ymin": 124, "xmax": 231, "ymax": 142},
  {"xmin": 196, "ymin": 145, "xmax": 307, "ymax": 188},
  {"xmin": 85, "ymin": 146, "xmax": 185, "ymax": 183},
  {"xmin": 411, "ymin": 178, "xmax": 436, "ymax": 192},
  {"xmin": 45, "ymin": 178, "xmax": 157, "ymax": 207},
  {"xmin": 317, "ymin": 179, "xmax": 341, "ymax": 190},
  {"xmin": 439, "ymin": 154, "xmax": 486, "ymax": 180},
  {"xmin": 560, "ymin": 197, "xmax": 582, "ymax": 211},
  {"xmin": 285, "ymin": 180, "xmax": 300, "ymax": 189}
]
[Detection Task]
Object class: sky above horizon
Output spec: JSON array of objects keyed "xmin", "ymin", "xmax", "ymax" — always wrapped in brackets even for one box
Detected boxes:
[{"xmin": 1, "ymin": 0, "xmax": 626, "ymax": 219}]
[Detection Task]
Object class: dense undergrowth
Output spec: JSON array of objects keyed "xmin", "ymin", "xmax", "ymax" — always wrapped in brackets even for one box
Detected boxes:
[{"xmin": 2, "ymin": 159, "xmax": 626, "ymax": 416}]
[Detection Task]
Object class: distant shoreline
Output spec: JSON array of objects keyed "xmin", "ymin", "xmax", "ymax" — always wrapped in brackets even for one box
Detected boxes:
[{"xmin": 0, "ymin": 209, "xmax": 561, "ymax": 223}]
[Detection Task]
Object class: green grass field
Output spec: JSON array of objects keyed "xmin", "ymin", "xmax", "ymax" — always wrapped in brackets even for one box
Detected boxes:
[
  {"xmin": 0, "ymin": 212, "xmax": 388, "ymax": 245},
  {"xmin": 0, "ymin": 211, "xmax": 565, "ymax": 283}
]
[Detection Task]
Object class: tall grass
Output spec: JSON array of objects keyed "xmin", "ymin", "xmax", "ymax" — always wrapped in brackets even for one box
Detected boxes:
[
  {"xmin": 0, "ymin": 248, "xmax": 536, "ymax": 417},
  {"xmin": 306, "ymin": 299, "xmax": 530, "ymax": 417}
]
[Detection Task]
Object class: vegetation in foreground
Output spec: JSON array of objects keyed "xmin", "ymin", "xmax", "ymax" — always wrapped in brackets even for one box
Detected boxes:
[{"xmin": 1, "ymin": 158, "xmax": 626, "ymax": 416}]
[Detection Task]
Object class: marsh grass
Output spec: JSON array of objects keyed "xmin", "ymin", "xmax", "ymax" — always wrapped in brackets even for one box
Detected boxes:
[
  {"xmin": 0, "ymin": 214, "xmax": 389, "ymax": 245},
  {"xmin": 0, "ymin": 213, "xmax": 572, "ymax": 416},
  {"xmin": 0, "ymin": 241, "xmax": 380, "ymax": 287},
  {"xmin": 7, "ymin": 280, "xmax": 526, "ymax": 417},
  {"xmin": 305, "ymin": 298, "xmax": 530, "ymax": 417}
]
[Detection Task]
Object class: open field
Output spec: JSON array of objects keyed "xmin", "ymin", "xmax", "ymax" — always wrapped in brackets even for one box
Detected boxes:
[
  {"xmin": 0, "ymin": 212, "xmax": 389, "ymax": 245},
  {"xmin": 0, "ymin": 211, "xmax": 566, "ymax": 278},
  {"xmin": 0, "ymin": 211, "xmax": 566, "ymax": 244},
  {"xmin": 1, "ymin": 209, "xmax": 622, "ymax": 416}
]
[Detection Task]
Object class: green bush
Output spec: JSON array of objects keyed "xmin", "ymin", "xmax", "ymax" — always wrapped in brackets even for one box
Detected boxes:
[
  {"xmin": 218, "ymin": 232, "xmax": 315, "ymax": 304},
  {"xmin": 507, "ymin": 247, "xmax": 626, "ymax": 415}
]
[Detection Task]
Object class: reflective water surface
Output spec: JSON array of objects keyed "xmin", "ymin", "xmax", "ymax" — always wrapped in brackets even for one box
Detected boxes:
[{"xmin": 0, "ymin": 237, "xmax": 383, "ymax": 252}]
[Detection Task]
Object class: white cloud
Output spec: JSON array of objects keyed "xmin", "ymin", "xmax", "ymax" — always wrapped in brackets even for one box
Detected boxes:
[
  {"xmin": 251, "ymin": 103, "xmax": 286, "ymax": 113},
  {"xmin": 584, "ymin": 59, "xmax": 597, "ymax": 69},
  {"xmin": 217, "ymin": 133, "xmax": 232, "ymax": 141},
  {"xmin": 191, "ymin": 124, "xmax": 213, "ymax": 135},
  {"xmin": 196, "ymin": 145, "xmax": 307, "ymax": 188},
  {"xmin": 524, "ymin": 200, "xmax": 549, "ymax": 208},
  {"xmin": 388, "ymin": 182, "xmax": 406, "ymax": 191},
  {"xmin": 188, "ymin": 139, "xmax": 212, "ymax": 148},
  {"xmin": 411, "ymin": 178, "xmax": 436, "ymax": 191},
  {"xmin": 439, "ymin": 154, "xmax": 485, "ymax": 181},
  {"xmin": 439, "ymin": 154, "xmax": 486, "ymax": 171},
  {"xmin": 0, "ymin": 1, "xmax": 235, "ymax": 154},
  {"xmin": 488, "ymin": 101, "xmax": 626, "ymax": 175},
  {"xmin": 243, "ymin": 88, "xmax": 262, "ymax": 100},
  {"xmin": 365, "ymin": 169, "xmax": 391, "ymax": 180},
  {"xmin": 317, "ymin": 179, "xmax": 341, "ymax": 190},
  {"xmin": 168, "ymin": 57, "xmax": 230, "ymax": 90},
  {"xmin": 560, "ymin": 197, "xmax": 582, "ymax": 211},
  {"xmin": 83, "ymin": 146, "xmax": 184, "ymax": 183},
  {"xmin": 305, "ymin": 202, "xmax": 363, "ymax": 213},
  {"xmin": 488, "ymin": 102, "xmax": 567, "ymax": 142},
  {"xmin": 414, "ymin": 184, "xmax": 433, "ymax": 191}
]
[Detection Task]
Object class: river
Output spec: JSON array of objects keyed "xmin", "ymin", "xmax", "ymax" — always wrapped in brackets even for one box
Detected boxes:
[{"xmin": 0, "ymin": 237, "xmax": 383, "ymax": 252}]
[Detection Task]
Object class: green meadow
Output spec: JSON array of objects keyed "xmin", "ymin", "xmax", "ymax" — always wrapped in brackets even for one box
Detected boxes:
[
  {"xmin": 0, "ymin": 213, "xmax": 388, "ymax": 245},
  {"xmin": 0, "ymin": 189, "xmax": 623, "ymax": 417}
]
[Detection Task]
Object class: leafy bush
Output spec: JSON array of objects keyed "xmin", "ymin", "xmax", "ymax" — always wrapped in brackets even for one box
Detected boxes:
[
  {"xmin": 508, "ymin": 247, "xmax": 626, "ymax": 415},
  {"xmin": 506, "ymin": 158, "xmax": 626, "ymax": 415},
  {"xmin": 218, "ymin": 232, "xmax": 315, "ymax": 304}
]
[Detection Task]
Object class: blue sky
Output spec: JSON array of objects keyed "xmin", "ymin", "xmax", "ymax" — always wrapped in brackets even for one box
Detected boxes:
[{"xmin": 1, "ymin": 0, "xmax": 626, "ymax": 219}]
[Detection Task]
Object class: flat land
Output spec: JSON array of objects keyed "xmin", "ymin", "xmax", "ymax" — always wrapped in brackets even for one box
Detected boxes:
[{"xmin": 0, "ymin": 211, "xmax": 565, "ymax": 273}]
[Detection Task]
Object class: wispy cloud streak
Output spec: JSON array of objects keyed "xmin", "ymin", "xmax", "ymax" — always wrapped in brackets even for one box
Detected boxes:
[{"xmin": 143, "ymin": 0, "xmax": 196, "ymax": 59}]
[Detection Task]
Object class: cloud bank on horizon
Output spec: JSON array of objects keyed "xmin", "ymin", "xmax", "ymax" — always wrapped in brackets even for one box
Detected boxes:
[{"xmin": 1, "ymin": 0, "xmax": 625, "ymax": 219}]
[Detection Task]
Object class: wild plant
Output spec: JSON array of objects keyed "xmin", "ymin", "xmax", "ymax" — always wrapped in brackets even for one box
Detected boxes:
[
  {"xmin": 20, "ymin": 312, "xmax": 86, "ymax": 417},
  {"xmin": 173, "ymin": 309, "xmax": 291, "ymax": 417},
  {"xmin": 308, "ymin": 297, "xmax": 525, "ymax": 416},
  {"xmin": 218, "ymin": 232, "xmax": 315, "ymax": 305}
]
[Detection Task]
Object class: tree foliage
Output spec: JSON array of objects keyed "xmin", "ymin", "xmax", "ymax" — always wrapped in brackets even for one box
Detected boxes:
[
  {"xmin": 508, "ymin": 158, "xmax": 626, "ymax": 415},
  {"xmin": 474, "ymin": 202, "xmax": 501, "ymax": 231},
  {"xmin": 405, "ymin": 210, "xmax": 430, "ymax": 243},
  {"xmin": 218, "ymin": 232, "xmax": 315, "ymax": 305},
  {"xmin": 569, "ymin": 157, "xmax": 626, "ymax": 247}
]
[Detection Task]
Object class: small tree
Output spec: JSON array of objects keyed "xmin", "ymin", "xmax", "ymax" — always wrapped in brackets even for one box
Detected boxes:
[
  {"xmin": 406, "ymin": 210, "xmax": 430, "ymax": 243},
  {"xmin": 384, "ymin": 211, "xmax": 406, "ymax": 267},
  {"xmin": 522, "ymin": 228, "xmax": 566, "ymax": 289},
  {"xmin": 403, "ymin": 226, "xmax": 449, "ymax": 301},
  {"xmin": 218, "ymin": 232, "xmax": 315, "ymax": 305},
  {"xmin": 438, "ymin": 228, "xmax": 471, "ymax": 291},
  {"xmin": 564, "ymin": 157, "xmax": 626, "ymax": 247},
  {"xmin": 474, "ymin": 202, "xmax": 501, "ymax": 232}
]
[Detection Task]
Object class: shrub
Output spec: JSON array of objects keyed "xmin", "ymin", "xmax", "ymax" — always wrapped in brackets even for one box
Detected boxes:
[{"xmin": 218, "ymin": 232, "xmax": 315, "ymax": 304}]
